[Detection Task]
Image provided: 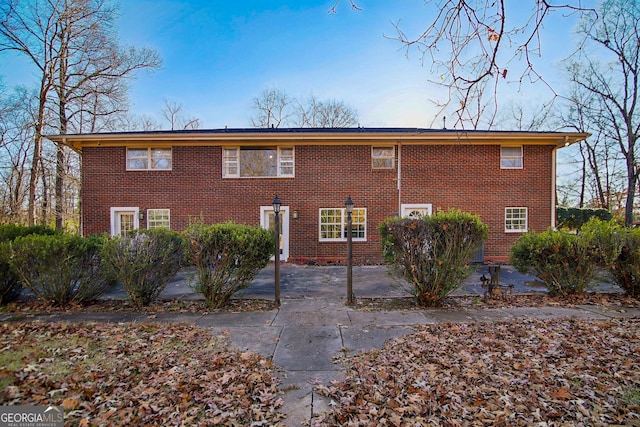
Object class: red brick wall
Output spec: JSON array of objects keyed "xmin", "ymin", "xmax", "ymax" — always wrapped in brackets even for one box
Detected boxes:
[
  {"xmin": 81, "ymin": 143, "xmax": 554, "ymax": 263},
  {"xmin": 401, "ymin": 144, "xmax": 553, "ymax": 261}
]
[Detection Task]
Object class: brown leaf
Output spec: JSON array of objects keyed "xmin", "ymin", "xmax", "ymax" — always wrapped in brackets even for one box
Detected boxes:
[{"xmin": 549, "ymin": 387, "xmax": 572, "ymax": 401}]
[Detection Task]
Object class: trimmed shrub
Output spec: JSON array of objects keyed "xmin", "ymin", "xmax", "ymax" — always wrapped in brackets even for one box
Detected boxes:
[
  {"xmin": 101, "ymin": 229, "xmax": 185, "ymax": 307},
  {"xmin": 510, "ymin": 229, "xmax": 598, "ymax": 296},
  {"xmin": 185, "ymin": 222, "xmax": 273, "ymax": 309},
  {"xmin": 379, "ymin": 209, "xmax": 489, "ymax": 306},
  {"xmin": 0, "ymin": 225, "xmax": 57, "ymax": 305},
  {"xmin": 8, "ymin": 233, "xmax": 109, "ymax": 305},
  {"xmin": 582, "ymin": 219, "xmax": 640, "ymax": 297},
  {"xmin": 556, "ymin": 206, "xmax": 612, "ymax": 230}
]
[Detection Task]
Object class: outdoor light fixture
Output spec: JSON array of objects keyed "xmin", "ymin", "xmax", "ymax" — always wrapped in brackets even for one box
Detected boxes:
[
  {"xmin": 138, "ymin": 211, "xmax": 145, "ymax": 221},
  {"xmin": 272, "ymin": 195, "xmax": 281, "ymax": 214},
  {"xmin": 345, "ymin": 195, "xmax": 354, "ymax": 305},
  {"xmin": 344, "ymin": 195, "xmax": 354, "ymax": 215},
  {"xmin": 272, "ymin": 195, "xmax": 281, "ymax": 306}
]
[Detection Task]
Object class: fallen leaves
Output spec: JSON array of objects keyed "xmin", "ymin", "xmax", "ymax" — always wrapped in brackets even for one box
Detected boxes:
[
  {"xmin": 355, "ymin": 292, "xmax": 640, "ymax": 311},
  {"xmin": 3, "ymin": 298, "xmax": 278, "ymax": 314},
  {"xmin": 315, "ymin": 318, "xmax": 640, "ymax": 426},
  {"xmin": 0, "ymin": 322, "xmax": 286, "ymax": 426}
]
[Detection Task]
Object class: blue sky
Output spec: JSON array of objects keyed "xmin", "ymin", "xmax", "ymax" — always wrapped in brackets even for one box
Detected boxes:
[{"xmin": 1, "ymin": 0, "xmax": 591, "ymax": 129}]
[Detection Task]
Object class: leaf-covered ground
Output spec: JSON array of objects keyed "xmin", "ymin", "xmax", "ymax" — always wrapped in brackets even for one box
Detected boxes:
[
  {"xmin": 315, "ymin": 317, "xmax": 640, "ymax": 426},
  {"xmin": 0, "ymin": 322, "xmax": 285, "ymax": 426}
]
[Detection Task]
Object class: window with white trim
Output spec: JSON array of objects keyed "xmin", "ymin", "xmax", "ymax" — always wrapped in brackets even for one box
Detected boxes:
[
  {"xmin": 505, "ymin": 207, "xmax": 527, "ymax": 232},
  {"xmin": 501, "ymin": 146, "xmax": 523, "ymax": 169},
  {"xmin": 222, "ymin": 146, "xmax": 294, "ymax": 178},
  {"xmin": 401, "ymin": 204, "xmax": 433, "ymax": 218},
  {"xmin": 372, "ymin": 146, "xmax": 394, "ymax": 169},
  {"xmin": 147, "ymin": 209, "xmax": 170, "ymax": 229},
  {"xmin": 319, "ymin": 208, "xmax": 366, "ymax": 241},
  {"xmin": 127, "ymin": 148, "xmax": 172, "ymax": 170}
]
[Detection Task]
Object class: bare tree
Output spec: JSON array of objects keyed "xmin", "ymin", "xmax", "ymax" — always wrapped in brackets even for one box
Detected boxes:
[
  {"xmin": 251, "ymin": 89, "xmax": 358, "ymax": 128},
  {"xmin": 250, "ymin": 88, "xmax": 293, "ymax": 128},
  {"xmin": 0, "ymin": 0, "xmax": 161, "ymax": 230},
  {"xmin": 0, "ymin": 86, "xmax": 35, "ymax": 222},
  {"xmin": 296, "ymin": 95, "xmax": 358, "ymax": 128},
  {"xmin": 565, "ymin": 0, "xmax": 640, "ymax": 225},
  {"xmin": 161, "ymin": 99, "xmax": 201, "ymax": 130},
  {"xmin": 381, "ymin": 1, "xmax": 595, "ymax": 129}
]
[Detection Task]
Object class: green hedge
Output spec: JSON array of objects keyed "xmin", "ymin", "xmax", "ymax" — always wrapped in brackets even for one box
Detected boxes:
[
  {"xmin": 581, "ymin": 219, "xmax": 640, "ymax": 297},
  {"xmin": 101, "ymin": 229, "xmax": 185, "ymax": 307},
  {"xmin": 8, "ymin": 233, "xmax": 109, "ymax": 305},
  {"xmin": 556, "ymin": 207, "xmax": 612, "ymax": 230},
  {"xmin": 379, "ymin": 209, "xmax": 489, "ymax": 306},
  {"xmin": 185, "ymin": 222, "xmax": 273, "ymax": 308},
  {"xmin": 510, "ymin": 229, "xmax": 598, "ymax": 296},
  {"xmin": 0, "ymin": 225, "xmax": 57, "ymax": 305}
]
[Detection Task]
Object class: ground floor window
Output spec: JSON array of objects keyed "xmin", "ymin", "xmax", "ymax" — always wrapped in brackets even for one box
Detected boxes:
[
  {"xmin": 505, "ymin": 207, "xmax": 528, "ymax": 232},
  {"xmin": 319, "ymin": 208, "xmax": 366, "ymax": 241},
  {"xmin": 147, "ymin": 209, "xmax": 170, "ymax": 229}
]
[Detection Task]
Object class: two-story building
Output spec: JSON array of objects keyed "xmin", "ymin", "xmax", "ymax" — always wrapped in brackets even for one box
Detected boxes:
[{"xmin": 48, "ymin": 127, "xmax": 588, "ymax": 264}]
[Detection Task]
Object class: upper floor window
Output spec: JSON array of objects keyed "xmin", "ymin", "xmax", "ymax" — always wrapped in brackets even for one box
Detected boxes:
[
  {"xmin": 147, "ymin": 209, "xmax": 170, "ymax": 229},
  {"xmin": 319, "ymin": 208, "xmax": 367, "ymax": 242},
  {"xmin": 501, "ymin": 146, "xmax": 523, "ymax": 169},
  {"xmin": 127, "ymin": 148, "xmax": 172, "ymax": 170},
  {"xmin": 372, "ymin": 146, "xmax": 395, "ymax": 169},
  {"xmin": 505, "ymin": 207, "xmax": 528, "ymax": 232},
  {"xmin": 223, "ymin": 147, "xmax": 294, "ymax": 178}
]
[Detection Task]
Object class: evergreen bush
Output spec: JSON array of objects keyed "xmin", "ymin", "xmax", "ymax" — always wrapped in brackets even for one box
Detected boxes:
[
  {"xmin": 8, "ymin": 233, "xmax": 109, "ymax": 305},
  {"xmin": 510, "ymin": 229, "xmax": 598, "ymax": 296},
  {"xmin": 185, "ymin": 222, "xmax": 273, "ymax": 309},
  {"xmin": 101, "ymin": 229, "xmax": 185, "ymax": 307},
  {"xmin": 379, "ymin": 209, "xmax": 489, "ymax": 306},
  {"xmin": 581, "ymin": 219, "xmax": 640, "ymax": 297},
  {"xmin": 0, "ymin": 225, "xmax": 57, "ymax": 305},
  {"xmin": 556, "ymin": 206, "xmax": 612, "ymax": 230}
]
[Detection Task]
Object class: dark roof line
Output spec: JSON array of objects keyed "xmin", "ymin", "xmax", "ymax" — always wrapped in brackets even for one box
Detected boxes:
[{"xmin": 53, "ymin": 127, "xmax": 574, "ymax": 138}]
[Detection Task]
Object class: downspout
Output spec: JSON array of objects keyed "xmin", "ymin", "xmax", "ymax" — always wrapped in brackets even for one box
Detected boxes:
[
  {"xmin": 397, "ymin": 141, "xmax": 402, "ymax": 216},
  {"xmin": 551, "ymin": 142, "xmax": 561, "ymax": 228}
]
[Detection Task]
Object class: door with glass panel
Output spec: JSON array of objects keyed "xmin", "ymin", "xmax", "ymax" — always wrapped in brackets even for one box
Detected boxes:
[
  {"xmin": 260, "ymin": 207, "xmax": 289, "ymax": 261},
  {"xmin": 110, "ymin": 208, "xmax": 139, "ymax": 237}
]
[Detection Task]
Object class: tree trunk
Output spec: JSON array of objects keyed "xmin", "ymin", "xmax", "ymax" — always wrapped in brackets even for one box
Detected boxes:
[{"xmin": 27, "ymin": 83, "xmax": 48, "ymax": 226}]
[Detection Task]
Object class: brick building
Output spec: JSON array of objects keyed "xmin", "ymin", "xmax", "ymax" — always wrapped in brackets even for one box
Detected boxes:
[{"xmin": 49, "ymin": 128, "xmax": 588, "ymax": 264}]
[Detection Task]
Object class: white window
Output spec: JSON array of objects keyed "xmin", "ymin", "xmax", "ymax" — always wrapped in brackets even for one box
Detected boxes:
[
  {"xmin": 127, "ymin": 148, "xmax": 172, "ymax": 170},
  {"xmin": 501, "ymin": 146, "xmax": 523, "ymax": 169},
  {"xmin": 505, "ymin": 207, "xmax": 528, "ymax": 232},
  {"xmin": 319, "ymin": 208, "xmax": 366, "ymax": 241},
  {"xmin": 401, "ymin": 204, "xmax": 433, "ymax": 218},
  {"xmin": 372, "ymin": 146, "xmax": 395, "ymax": 169},
  {"xmin": 147, "ymin": 209, "xmax": 170, "ymax": 229},
  {"xmin": 222, "ymin": 147, "xmax": 295, "ymax": 178}
]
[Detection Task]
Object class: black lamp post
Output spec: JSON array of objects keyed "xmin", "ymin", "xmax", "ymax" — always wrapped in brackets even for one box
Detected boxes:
[
  {"xmin": 272, "ymin": 195, "xmax": 281, "ymax": 306},
  {"xmin": 345, "ymin": 195, "xmax": 354, "ymax": 305}
]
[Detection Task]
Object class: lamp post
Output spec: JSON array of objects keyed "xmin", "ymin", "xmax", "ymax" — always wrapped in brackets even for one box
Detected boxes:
[
  {"xmin": 273, "ymin": 195, "xmax": 281, "ymax": 306},
  {"xmin": 345, "ymin": 195, "xmax": 354, "ymax": 305}
]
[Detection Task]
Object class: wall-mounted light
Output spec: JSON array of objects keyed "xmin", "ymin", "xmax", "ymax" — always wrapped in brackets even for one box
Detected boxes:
[
  {"xmin": 139, "ymin": 210, "xmax": 145, "ymax": 220},
  {"xmin": 293, "ymin": 210, "xmax": 298, "ymax": 219}
]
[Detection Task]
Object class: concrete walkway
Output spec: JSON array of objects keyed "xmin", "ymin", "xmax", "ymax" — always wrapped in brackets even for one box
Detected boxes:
[{"xmin": 4, "ymin": 264, "xmax": 639, "ymax": 426}]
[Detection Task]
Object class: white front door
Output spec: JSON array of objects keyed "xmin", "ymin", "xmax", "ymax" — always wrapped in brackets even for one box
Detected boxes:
[
  {"xmin": 261, "ymin": 206, "xmax": 289, "ymax": 261},
  {"xmin": 110, "ymin": 207, "xmax": 140, "ymax": 237}
]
